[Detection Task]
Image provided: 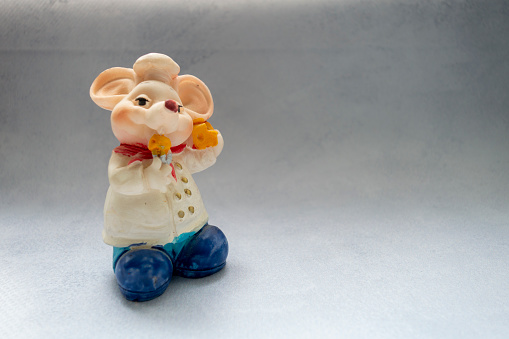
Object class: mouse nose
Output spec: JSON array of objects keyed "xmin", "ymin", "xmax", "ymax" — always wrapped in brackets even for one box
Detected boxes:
[{"xmin": 165, "ymin": 99, "xmax": 179, "ymax": 113}]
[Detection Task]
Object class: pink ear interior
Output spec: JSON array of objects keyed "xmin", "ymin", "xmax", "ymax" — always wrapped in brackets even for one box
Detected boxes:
[
  {"xmin": 177, "ymin": 75, "xmax": 214, "ymax": 121},
  {"xmin": 90, "ymin": 67, "xmax": 136, "ymax": 111}
]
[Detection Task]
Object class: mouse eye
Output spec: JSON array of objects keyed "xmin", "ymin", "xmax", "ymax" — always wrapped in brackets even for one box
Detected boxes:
[{"xmin": 135, "ymin": 97, "xmax": 149, "ymax": 106}]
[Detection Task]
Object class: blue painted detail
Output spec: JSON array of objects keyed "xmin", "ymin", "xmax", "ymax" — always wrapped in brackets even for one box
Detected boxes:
[
  {"xmin": 112, "ymin": 232, "xmax": 195, "ymax": 271},
  {"xmin": 114, "ymin": 248, "xmax": 173, "ymax": 302},
  {"xmin": 128, "ymin": 242, "xmax": 148, "ymax": 247},
  {"xmin": 174, "ymin": 225, "xmax": 229, "ymax": 278},
  {"xmin": 113, "ymin": 246, "xmax": 130, "ymax": 271},
  {"xmin": 161, "ymin": 231, "xmax": 196, "ymax": 261}
]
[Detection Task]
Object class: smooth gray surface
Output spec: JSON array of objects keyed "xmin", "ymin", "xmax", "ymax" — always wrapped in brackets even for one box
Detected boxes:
[{"xmin": 1, "ymin": 0, "xmax": 509, "ymax": 337}]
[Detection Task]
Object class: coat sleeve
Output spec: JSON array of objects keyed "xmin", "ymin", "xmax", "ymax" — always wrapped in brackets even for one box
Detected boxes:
[
  {"xmin": 179, "ymin": 131, "xmax": 224, "ymax": 174},
  {"xmin": 108, "ymin": 152, "xmax": 148, "ymax": 195}
]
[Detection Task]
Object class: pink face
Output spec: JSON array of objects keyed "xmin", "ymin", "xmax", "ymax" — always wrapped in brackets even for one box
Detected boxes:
[
  {"xmin": 91, "ymin": 57, "xmax": 214, "ymax": 146},
  {"xmin": 111, "ymin": 81, "xmax": 193, "ymax": 146}
]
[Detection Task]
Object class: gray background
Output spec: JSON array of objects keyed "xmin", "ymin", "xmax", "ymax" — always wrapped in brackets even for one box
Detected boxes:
[{"xmin": 1, "ymin": 0, "xmax": 508, "ymax": 337}]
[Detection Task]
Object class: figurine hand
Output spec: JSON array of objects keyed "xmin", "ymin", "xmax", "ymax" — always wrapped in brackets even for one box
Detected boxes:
[{"xmin": 144, "ymin": 157, "xmax": 173, "ymax": 192}]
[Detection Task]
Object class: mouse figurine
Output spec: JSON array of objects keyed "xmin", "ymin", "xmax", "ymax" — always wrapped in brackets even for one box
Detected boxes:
[{"xmin": 90, "ymin": 53, "xmax": 228, "ymax": 302}]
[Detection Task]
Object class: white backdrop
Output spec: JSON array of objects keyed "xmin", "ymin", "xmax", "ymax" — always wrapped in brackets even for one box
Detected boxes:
[{"xmin": 1, "ymin": 0, "xmax": 509, "ymax": 337}]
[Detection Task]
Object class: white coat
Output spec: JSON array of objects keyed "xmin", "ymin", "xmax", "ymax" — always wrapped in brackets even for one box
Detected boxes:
[{"xmin": 103, "ymin": 145, "xmax": 219, "ymax": 248}]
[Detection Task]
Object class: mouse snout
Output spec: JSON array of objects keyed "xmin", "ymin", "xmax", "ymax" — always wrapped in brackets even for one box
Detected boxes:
[{"xmin": 164, "ymin": 99, "xmax": 179, "ymax": 113}]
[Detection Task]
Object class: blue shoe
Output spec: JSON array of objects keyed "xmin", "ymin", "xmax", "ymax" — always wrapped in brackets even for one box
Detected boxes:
[
  {"xmin": 175, "ymin": 225, "xmax": 229, "ymax": 278},
  {"xmin": 115, "ymin": 248, "xmax": 173, "ymax": 302}
]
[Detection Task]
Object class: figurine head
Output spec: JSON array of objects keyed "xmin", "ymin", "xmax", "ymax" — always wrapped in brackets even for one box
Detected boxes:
[{"xmin": 90, "ymin": 53, "xmax": 214, "ymax": 146}]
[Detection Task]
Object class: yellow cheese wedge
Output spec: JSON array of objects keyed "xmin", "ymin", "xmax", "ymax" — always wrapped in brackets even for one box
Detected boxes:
[
  {"xmin": 192, "ymin": 121, "xmax": 218, "ymax": 150},
  {"xmin": 148, "ymin": 134, "xmax": 172, "ymax": 156}
]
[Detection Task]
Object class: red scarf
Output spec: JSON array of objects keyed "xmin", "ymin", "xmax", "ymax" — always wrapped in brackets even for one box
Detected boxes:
[{"xmin": 113, "ymin": 143, "xmax": 186, "ymax": 182}]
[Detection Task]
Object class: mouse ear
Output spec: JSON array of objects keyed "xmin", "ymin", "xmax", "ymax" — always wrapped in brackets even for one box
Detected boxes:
[
  {"xmin": 90, "ymin": 67, "xmax": 136, "ymax": 111},
  {"xmin": 177, "ymin": 75, "xmax": 214, "ymax": 122}
]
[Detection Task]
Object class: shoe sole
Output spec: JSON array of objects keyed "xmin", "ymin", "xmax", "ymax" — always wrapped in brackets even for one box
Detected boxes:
[
  {"xmin": 175, "ymin": 262, "xmax": 226, "ymax": 279},
  {"xmin": 118, "ymin": 278, "xmax": 171, "ymax": 302}
]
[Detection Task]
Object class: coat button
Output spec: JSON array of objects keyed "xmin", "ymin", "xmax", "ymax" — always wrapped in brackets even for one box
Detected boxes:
[
  {"xmin": 188, "ymin": 206, "xmax": 195, "ymax": 214},
  {"xmin": 178, "ymin": 210, "xmax": 185, "ymax": 218},
  {"xmin": 184, "ymin": 189, "xmax": 192, "ymax": 196},
  {"xmin": 175, "ymin": 193, "xmax": 181, "ymax": 200},
  {"xmin": 181, "ymin": 177, "xmax": 188, "ymax": 183},
  {"xmin": 175, "ymin": 162, "xmax": 182, "ymax": 170}
]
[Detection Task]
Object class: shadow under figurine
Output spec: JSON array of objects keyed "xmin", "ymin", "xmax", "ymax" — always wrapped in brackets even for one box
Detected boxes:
[{"xmin": 90, "ymin": 53, "xmax": 228, "ymax": 302}]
